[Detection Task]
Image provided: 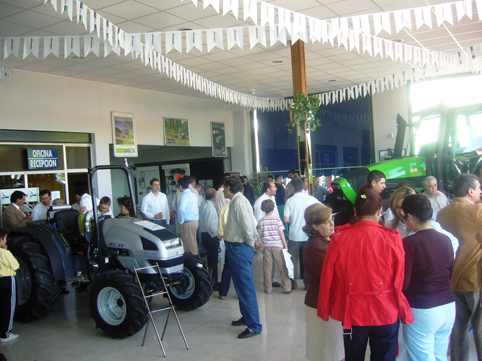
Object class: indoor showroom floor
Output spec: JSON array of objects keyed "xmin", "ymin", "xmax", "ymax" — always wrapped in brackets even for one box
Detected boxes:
[{"xmin": 0, "ymin": 251, "xmax": 478, "ymax": 361}]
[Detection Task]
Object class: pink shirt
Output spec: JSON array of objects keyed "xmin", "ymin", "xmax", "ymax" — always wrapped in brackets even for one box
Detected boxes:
[{"xmin": 257, "ymin": 215, "xmax": 285, "ymax": 248}]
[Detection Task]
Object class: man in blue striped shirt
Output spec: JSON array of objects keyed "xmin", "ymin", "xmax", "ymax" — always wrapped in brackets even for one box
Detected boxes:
[{"xmin": 178, "ymin": 176, "xmax": 199, "ymax": 255}]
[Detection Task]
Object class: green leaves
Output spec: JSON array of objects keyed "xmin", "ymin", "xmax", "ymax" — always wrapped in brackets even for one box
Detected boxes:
[{"xmin": 288, "ymin": 92, "xmax": 322, "ymax": 133}]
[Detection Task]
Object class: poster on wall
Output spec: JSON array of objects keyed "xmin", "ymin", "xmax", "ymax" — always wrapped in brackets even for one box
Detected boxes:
[
  {"xmin": 211, "ymin": 122, "xmax": 226, "ymax": 157},
  {"xmin": 164, "ymin": 117, "xmax": 190, "ymax": 146},
  {"xmin": 111, "ymin": 112, "xmax": 138, "ymax": 157}
]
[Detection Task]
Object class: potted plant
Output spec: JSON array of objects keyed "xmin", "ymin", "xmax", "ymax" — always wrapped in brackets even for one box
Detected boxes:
[{"xmin": 288, "ymin": 92, "xmax": 322, "ymax": 133}]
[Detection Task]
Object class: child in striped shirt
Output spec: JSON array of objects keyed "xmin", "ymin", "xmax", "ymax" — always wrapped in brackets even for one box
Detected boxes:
[{"xmin": 257, "ymin": 199, "xmax": 291, "ymax": 294}]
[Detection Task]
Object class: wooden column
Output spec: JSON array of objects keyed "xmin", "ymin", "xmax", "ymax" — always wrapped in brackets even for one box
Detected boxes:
[{"xmin": 290, "ymin": 40, "xmax": 314, "ymax": 195}]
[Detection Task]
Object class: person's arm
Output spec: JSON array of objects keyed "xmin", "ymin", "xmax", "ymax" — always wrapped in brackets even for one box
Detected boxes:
[
  {"xmin": 394, "ymin": 235, "xmax": 414, "ymax": 324},
  {"xmin": 402, "ymin": 238, "xmax": 414, "ymax": 291},
  {"xmin": 4, "ymin": 207, "xmax": 27, "ymax": 229},
  {"xmin": 283, "ymin": 200, "xmax": 291, "ymax": 223},
  {"xmin": 178, "ymin": 195, "xmax": 186, "ymax": 225},
  {"xmin": 279, "ymin": 223, "xmax": 287, "ymax": 249},
  {"xmin": 235, "ymin": 201, "xmax": 258, "ymax": 247},
  {"xmin": 207, "ymin": 208, "xmax": 218, "ymax": 237},
  {"xmin": 317, "ymin": 238, "xmax": 337, "ymax": 321},
  {"xmin": 161, "ymin": 194, "xmax": 170, "ymax": 223}
]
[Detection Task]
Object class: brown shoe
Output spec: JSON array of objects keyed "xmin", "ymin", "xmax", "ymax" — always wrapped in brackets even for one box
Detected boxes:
[
  {"xmin": 272, "ymin": 282, "xmax": 281, "ymax": 288},
  {"xmin": 219, "ymin": 295, "xmax": 226, "ymax": 300}
]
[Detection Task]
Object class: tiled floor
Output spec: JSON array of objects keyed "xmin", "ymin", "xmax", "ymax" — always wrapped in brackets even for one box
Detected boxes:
[{"xmin": 0, "ymin": 251, "xmax": 478, "ymax": 360}]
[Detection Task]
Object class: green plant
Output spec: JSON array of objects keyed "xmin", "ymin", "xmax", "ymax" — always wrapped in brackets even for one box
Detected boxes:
[
  {"xmin": 249, "ymin": 167, "xmax": 271, "ymax": 198},
  {"xmin": 288, "ymin": 92, "xmax": 322, "ymax": 133}
]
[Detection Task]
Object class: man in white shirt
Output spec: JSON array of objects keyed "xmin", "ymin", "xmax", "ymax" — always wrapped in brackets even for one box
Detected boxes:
[
  {"xmin": 199, "ymin": 188, "xmax": 219, "ymax": 287},
  {"xmin": 75, "ymin": 187, "xmax": 94, "ymax": 214},
  {"xmin": 31, "ymin": 189, "xmax": 52, "ymax": 221},
  {"xmin": 215, "ymin": 175, "xmax": 231, "ymax": 215},
  {"xmin": 284, "ymin": 178, "xmax": 320, "ymax": 290},
  {"xmin": 423, "ymin": 176, "xmax": 449, "ymax": 214},
  {"xmin": 253, "ymin": 181, "xmax": 279, "ymax": 222},
  {"xmin": 178, "ymin": 176, "xmax": 199, "ymax": 255},
  {"xmin": 141, "ymin": 178, "xmax": 170, "ymax": 227}
]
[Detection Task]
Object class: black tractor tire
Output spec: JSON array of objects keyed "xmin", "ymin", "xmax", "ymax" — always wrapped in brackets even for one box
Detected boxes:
[
  {"xmin": 169, "ymin": 254, "xmax": 213, "ymax": 311},
  {"xmin": 9, "ymin": 236, "xmax": 62, "ymax": 322},
  {"xmin": 90, "ymin": 270, "xmax": 148, "ymax": 339}
]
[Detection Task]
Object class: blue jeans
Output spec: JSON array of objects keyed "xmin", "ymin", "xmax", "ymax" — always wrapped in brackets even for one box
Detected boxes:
[{"xmin": 225, "ymin": 241, "xmax": 262, "ymax": 333}]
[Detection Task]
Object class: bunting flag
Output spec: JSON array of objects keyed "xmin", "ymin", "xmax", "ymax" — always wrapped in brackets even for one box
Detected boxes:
[
  {"xmin": 394, "ymin": 9, "xmax": 412, "ymax": 33},
  {"xmin": 204, "ymin": 0, "xmax": 220, "ymax": 14},
  {"xmin": 0, "ymin": 62, "xmax": 12, "ymax": 79},
  {"xmin": 3, "ymin": 37, "xmax": 20, "ymax": 59},
  {"xmin": 260, "ymin": 2, "xmax": 274, "ymax": 27},
  {"xmin": 23, "ymin": 37, "xmax": 40, "ymax": 59},
  {"xmin": 373, "ymin": 12, "xmax": 391, "ymax": 35},
  {"xmin": 165, "ymin": 31, "xmax": 182, "ymax": 54},
  {"xmin": 44, "ymin": 0, "xmax": 58, "ymax": 12},
  {"xmin": 414, "ymin": 6, "xmax": 432, "ymax": 29},
  {"xmin": 435, "ymin": 3, "xmax": 454, "ymax": 26},
  {"xmin": 278, "ymin": 7, "xmax": 291, "ymax": 35},
  {"xmin": 206, "ymin": 29, "xmax": 224, "ymax": 51},
  {"xmin": 456, "ymin": 0, "xmax": 473, "ymax": 21},
  {"xmin": 84, "ymin": 35, "xmax": 100, "ymax": 57},
  {"xmin": 64, "ymin": 35, "xmax": 80, "ymax": 58},
  {"xmin": 223, "ymin": 0, "xmax": 238, "ymax": 19},
  {"xmin": 103, "ymin": 18, "xmax": 112, "ymax": 45},
  {"xmin": 186, "ymin": 29, "xmax": 203, "ymax": 52},
  {"xmin": 249, "ymin": 26, "xmax": 266, "ymax": 49},
  {"xmin": 227, "ymin": 28, "xmax": 243, "ymax": 50},
  {"xmin": 270, "ymin": 24, "xmax": 287, "ymax": 46},
  {"xmin": 76, "ymin": 1, "xmax": 87, "ymax": 30},
  {"xmin": 43, "ymin": 36, "xmax": 60, "ymax": 58},
  {"xmin": 90, "ymin": 9, "xmax": 100, "ymax": 37},
  {"xmin": 243, "ymin": 0, "xmax": 257, "ymax": 24},
  {"xmin": 61, "ymin": 0, "xmax": 73, "ymax": 21},
  {"xmin": 352, "ymin": 15, "xmax": 370, "ymax": 35}
]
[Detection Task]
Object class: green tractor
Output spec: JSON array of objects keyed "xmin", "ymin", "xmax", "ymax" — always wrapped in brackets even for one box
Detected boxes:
[{"xmin": 325, "ymin": 103, "xmax": 482, "ymax": 223}]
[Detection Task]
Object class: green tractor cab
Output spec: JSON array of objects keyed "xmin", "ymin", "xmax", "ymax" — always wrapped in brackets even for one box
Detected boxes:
[{"xmin": 326, "ymin": 103, "xmax": 482, "ymax": 224}]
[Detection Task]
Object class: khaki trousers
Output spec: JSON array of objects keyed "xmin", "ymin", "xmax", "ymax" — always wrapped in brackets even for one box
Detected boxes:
[
  {"xmin": 262, "ymin": 246, "xmax": 291, "ymax": 293},
  {"xmin": 180, "ymin": 221, "xmax": 199, "ymax": 255}
]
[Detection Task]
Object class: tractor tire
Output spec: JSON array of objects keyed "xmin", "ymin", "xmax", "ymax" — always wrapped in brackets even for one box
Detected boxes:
[
  {"xmin": 169, "ymin": 254, "xmax": 213, "ymax": 311},
  {"xmin": 90, "ymin": 270, "xmax": 148, "ymax": 339},
  {"xmin": 9, "ymin": 236, "xmax": 62, "ymax": 322}
]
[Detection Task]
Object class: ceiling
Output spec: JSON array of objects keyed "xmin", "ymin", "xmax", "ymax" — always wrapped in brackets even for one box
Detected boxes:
[{"xmin": 0, "ymin": 0, "xmax": 481, "ymax": 102}]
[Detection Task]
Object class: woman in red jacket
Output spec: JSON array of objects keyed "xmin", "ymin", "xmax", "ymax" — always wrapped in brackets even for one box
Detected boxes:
[{"xmin": 318, "ymin": 186, "xmax": 413, "ymax": 361}]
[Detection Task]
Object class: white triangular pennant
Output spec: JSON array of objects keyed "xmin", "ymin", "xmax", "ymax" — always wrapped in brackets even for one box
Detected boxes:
[
  {"xmin": 435, "ymin": 3, "xmax": 453, "ymax": 26},
  {"xmin": 223, "ymin": 0, "xmax": 238, "ymax": 19},
  {"xmin": 90, "ymin": 9, "xmax": 100, "ymax": 37},
  {"xmin": 293, "ymin": 13, "xmax": 307, "ymax": 43},
  {"xmin": 227, "ymin": 28, "xmax": 243, "ymax": 50},
  {"xmin": 320, "ymin": 20, "xmax": 328, "ymax": 44},
  {"xmin": 456, "ymin": 0, "xmax": 473, "ymax": 21},
  {"xmin": 61, "ymin": 0, "xmax": 73, "ymax": 20},
  {"xmin": 476, "ymin": 0, "xmax": 482, "ymax": 21},
  {"xmin": 84, "ymin": 35, "xmax": 99, "ymax": 57},
  {"xmin": 278, "ymin": 7, "xmax": 291, "ymax": 35},
  {"xmin": 165, "ymin": 31, "xmax": 183, "ymax": 54},
  {"xmin": 362, "ymin": 34, "xmax": 372, "ymax": 56},
  {"xmin": 206, "ymin": 29, "xmax": 224, "ymax": 51},
  {"xmin": 393, "ymin": 9, "xmax": 412, "ymax": 33},
  {"xmin": 64, "ymin": 36, "xmax": 80, "ymax": 58},
  {"xmin": 260, "ymin": 2, "xmax": 274, "ymax": 27},
  {"xmin": 384, "ymin": 39, "xmax": 394, "ymax": 60},
  {"xmin": 352, "ymin": 15, "xmax": 371, "ymax": 36},
  {"xmin": 23, "ymin": 37, "xmax": 40, "ymax": 59},
  {"xmin": 3, "ymin": 38, "xmax": 20, "ymax": 59},
  {"xmin": 374, "ymin": 37, "xmax": 383, "ymax": 58},
  {"xmin": 76, "ymin": 2, "xmax": 87, "ymax": 30},
  {"xmin": 373, "ymin": 12, "xmax": 391, "ymax": 36},
  {"xmin": 45, "ymin": 0, "xmax": 58, "ymax": 12},
  {"xmin": 103, "ymin": 18, "xmax": 113, "ymax": 45},
  {"xmin": 243, "ymin": 0, "xmax": 257, "ymax": 24},
  {"xmin": 186, "ymin": 30, "xmax": 203, "ymax": 52},
  {"xmin": 309, "ymin": 18, "xmax": 321, "ymax": 43},
  {"xmin": 404, "ymin": 45, "xmax": 413, "ymax": 63},
  {"xmin": 249, "ymin": 26, "xmax": 267, "ymax": 49},
  {"xmin": 414, "ymin": 6, "xmax": 432, "ymax": 29},
  {"xmin": 44, "ymin": 36, "xmax": 59, "ymax": 58}
]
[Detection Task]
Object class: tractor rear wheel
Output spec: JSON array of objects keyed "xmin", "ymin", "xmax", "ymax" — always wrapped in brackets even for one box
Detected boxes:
[{"xmin": 9, "ymin": 236, "xmax": 62, "ymax": 322}]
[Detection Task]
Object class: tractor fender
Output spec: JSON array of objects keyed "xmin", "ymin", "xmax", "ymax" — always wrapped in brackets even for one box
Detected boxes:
[{"xmin": 10, "ymin": 222, "xmax": 76, "ymax": 281}]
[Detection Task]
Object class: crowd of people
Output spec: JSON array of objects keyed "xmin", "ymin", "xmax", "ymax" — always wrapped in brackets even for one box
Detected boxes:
[{"xmin": 3, "ymin": 166, "xmax": 482, "ymax": 360}]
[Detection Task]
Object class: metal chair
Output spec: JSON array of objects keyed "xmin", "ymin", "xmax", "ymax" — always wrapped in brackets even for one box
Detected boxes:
[{"xmin": 133, "ymin": 264, "xmax": 189, "ymax": 357}]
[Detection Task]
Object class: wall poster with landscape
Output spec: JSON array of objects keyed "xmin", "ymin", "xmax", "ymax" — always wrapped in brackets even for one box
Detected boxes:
[
  {"xmin": 164, "ymin": 117, "xmax": 190, "ymax": 146},
  {"xmin": 211, "ymin": 122, "xmax": 226, "ymax": 157},
  {"xmin": 111, "ymin": 112, "xmax": 138, "ymax": 157}
]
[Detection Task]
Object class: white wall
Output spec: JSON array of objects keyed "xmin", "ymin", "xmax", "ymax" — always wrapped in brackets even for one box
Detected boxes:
[
  {"xmin": 230, "ymin": 109, "xmax": 254, "ymax": 176},
  {"xmin": 372, "ymin": 86, "xmax": 409, "ymax": 162},
  {"xmin": 0, "ymin": 70, "xmax": 236, "ymax": 199}
]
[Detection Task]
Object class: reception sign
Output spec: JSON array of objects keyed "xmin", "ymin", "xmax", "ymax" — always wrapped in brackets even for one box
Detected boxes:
[{"xmin": 27, "ymin": 148, "xmax": 59, "ymax": 169}]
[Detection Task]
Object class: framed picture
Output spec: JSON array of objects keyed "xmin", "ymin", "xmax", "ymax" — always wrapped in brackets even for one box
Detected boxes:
[
  {"xmin": 111, "ymin": 112, "xmax": 138, "ymax": 157},
  {"xmin": 164, "ymin": 117, "xmax": 190, "ymax": 146},
  {"xmin": 211, "ymin": 122, "xmax": 226, "ymax": 157}
]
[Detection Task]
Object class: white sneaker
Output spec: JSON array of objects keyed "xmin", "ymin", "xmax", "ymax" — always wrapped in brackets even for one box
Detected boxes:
[{"xmin": 0, "ymin": 333, "xmax": 19, "ymax": 342}]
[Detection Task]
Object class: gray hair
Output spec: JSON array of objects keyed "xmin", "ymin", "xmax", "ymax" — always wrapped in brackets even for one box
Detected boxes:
[
  {"xmin": 453, "ymin": 173, "xmax": 480, "ymax": 197},
  {"xmin": 423, "ymin": 176, "xmax": 437, "ymax": 187}
]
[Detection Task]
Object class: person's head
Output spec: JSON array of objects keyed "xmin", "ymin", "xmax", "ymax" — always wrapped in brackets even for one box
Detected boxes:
[
  {"xmin": 401, "ymin": 194, "xmax": 433, "ymax": 225},
  {"xmin": 52, "ymin": 198, "xmax": 65, "ymax": 205},
  {"xmin": 302, "ymin": 177, "xmax": 309, "ymax": 190},
  {"xmin": 223, "ymin": 175, "xmax": 243, "ymax": 199},
  {"xmin": 389, "ymin": 186, "xmax": 416, "ymax": 225},
  {"xmin": 423, "ymin": 176, "xmax": 439, "ymax": 196},
  {"xmin": 240, "ymin": 176, "xmax": 248, "ymax": 185},
  {"xmin": 74, "ymin": 187, "xmax": 87, "ymax": 202},
  {"xmin": 178, "ymin": 176, "xmax": 191, "ymax": 191},
  {"xmin": 263, "ymin": 181, "xmax": 277, "ymax": 197},
  {"xmin": 302, "ymin": 203, "xmax": 334, "ymax": 239},
  {"xmin": 367, "ymin": 170, "xmax": 386, "ymax": 193},
  {"xmin": 355, "ymin": 185, "xmax": 383, "ymax": 218},
  {"xmin": 294, "ymin": 171, "xmax": 300, "ymax": 178},
  {"xmin": 39, "ymin": 189, "xmax": 51, "ymax": 206},
  {"xmin": 150, "ymin": 178, "xmax": 160, "ymax": 193},
  {"xmin": 205, "ymin": 188, "xmax": 217, "ymax": 202},
  {"xmin": 398, "ymin": 181, "xmax": 415, "ymax": 189},
  {"xmin": 117, "ymin": 196, "xmax": 134, "ymax": 217},
  {"xmin": 188, "ymin": 175, "xmax": 196, "ymax": 186},
  {"xmin": 98, "ymin": 196, "xmax": 111, "ymax": 214},
  {"xmin": 313, "ymin": 176, "xmax": 319, "ymax": 188},
  {"xmin": 275, "ymin": 174, "xmax": 283, "ymax": 184},
  {"xmin": 0, "ymin": 228, "xmax": 7, "ymax": 247},
  {"xmin": 290, "ymin": 178, "xmax": 304, "ymax": 193},
  {"xmin": 10, "ymin": 191, "xmax": 26, "ymax": 206},
  {"xmin": 195, "ymin": 183, "xmax": 203, "ymax": 195},
  {"xmin": 267, "ymin": 175, "xmax": 274, "ymax": 182},
  {"xmin": 288, "ymin": 169, "xmax": 296, "ymax": 179},
  {"xmin": 261, "ymin": 199, "xmax": 275, "ymax": 215},
  {"xmin": 453, "ymin": 173, "xmax": 481, "ymax": 202}
]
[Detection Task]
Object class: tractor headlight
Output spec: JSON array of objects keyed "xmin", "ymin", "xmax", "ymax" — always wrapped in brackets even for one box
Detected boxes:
[{"xmin": 163, "ymin": 238, "xmax": 181, "ymax": 248}]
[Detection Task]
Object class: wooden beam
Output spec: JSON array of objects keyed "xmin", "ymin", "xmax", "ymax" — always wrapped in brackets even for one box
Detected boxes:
[{"xmin": 290, "ymin": 40, "xmax": 307, "ymax": 96}]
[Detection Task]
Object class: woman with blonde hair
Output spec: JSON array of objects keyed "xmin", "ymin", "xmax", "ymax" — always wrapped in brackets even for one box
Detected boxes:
[
  {"xmin": 387, "ymin": 186, "xmax": 415, "ymax": 238},
  {"xmin": 303, "ymin": 203, "xmax": 344, "ymax": 361}
]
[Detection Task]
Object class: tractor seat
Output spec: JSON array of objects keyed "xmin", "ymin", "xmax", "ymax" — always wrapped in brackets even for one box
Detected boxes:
[{"xmin": 54, "ymin": 210, "xmax": 87, "ymax": 253}]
